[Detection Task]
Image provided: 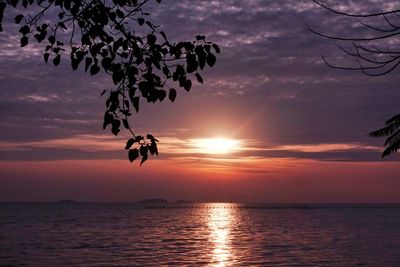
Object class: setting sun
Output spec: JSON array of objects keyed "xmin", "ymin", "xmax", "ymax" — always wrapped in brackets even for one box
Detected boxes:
[{"xmin": 190, "ymin": 138, "xmax": 241, "ymax": 154}]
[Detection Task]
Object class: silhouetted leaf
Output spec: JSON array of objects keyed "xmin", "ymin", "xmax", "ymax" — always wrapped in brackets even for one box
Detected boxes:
[
  {"xmin": 90, "ymin": 64, "xmax": 100, "ymax": 75},
  {"xmin": 147, "ymin": 34, "xmax": 156, "ymax": 45},
  {"xmin": 112, "ymin": 70, "xmax": 124, "ymax": 84},
  {"xmin": 206, "ymin": 52, "xmax": 216, "ymax": 67},
  {"xmin": 100, "ymin": 89, "xmax": 107, "ymax": 96},
  {"xmin": 14, "ymin": 14, "xmax": 24, "ymax": 24},
  {"xmin": 132, "ymin": 97, "xmax": 139, "ymax": 112},
  {"xmin": 212, "ymin": 43, "xmax": 220, "ymax": 53},
  {"xmin": 20, "ymin": 36, "xmax": 28, "ymax": 47},
  {"xmin": 147, "ymin": 134, "xmax": 156, "ymax": 141},
  {"xmin": 128, "ymin": 148, "xmax": 139, "ymax": 162},
  {"xmin": 122, "ymin": 119, "xmax": 129, "ymax": 129},
  {"xmin": 186, "ymin": 53, "xmax": 198, "ymax": 73},
  {"xmin": 158, "ymin": 90, "xmax": 166, "ymax": 101},
  {"xmin": 183, "ymin": 80, "xmax": 192, "ymax": 91},
  {"xmin": 168, "ymin": 88, "xmax": 177, "ymax": 102},
  {"xmin": 71, "ymin": 59, "xmax": 80, "ymax": 71},
  {"xmin": 125, "ymin": 138, "xmax": 135, "ymax": 150},
  {"xmin": 48, "ymin": 35, "xmax": 55, "ymax": 44},
  {"xmin": 195, "ymin": 46, "xmax": 206, "ymax": 69},
  {"xmin": 140, "ymin": 153, "xmax": 148, "ymax": 165},
  {"xmin": 19, "ymin": 25, "xmax": 29, "ymax": 35},
  {"xmin": 195, "ymin": 73, "xmax": 203, "ymax": 84},
  {"xmin": 101, "ymin": 57, "xmax": 112, "ymax": 70},
  {"xmin": 135, "ymin": 135, "xmax": 144, "ymax": 143},
  {"xmin": 10, "ymin": 0, "xmax": 18, "ymax": 8},
  {"xmin": 111, "ymin": 119, "xmax": 120, "ymax": 135},
  {"xmin": 129, "ymin": 86, "xmax": 136, "ymax": 103},
  {"xmin": 116, "ymin": 9, "xmax": 124, "ymax": 18},
  {"xmin": 43, "ymin": 52, "xmax": 49, "ymax": 63},
  {"xmin": 85, "ymin": 57, "xmax": 92, "ymax": 72},
  {"xmin": 53, "ymin": 54, "xmax": 60, "ymax": 66},
  {"xmin": 138, "ymin": 18, "xmax": 145, "ymax": 25},
  {"xmin": 148, "ymin": 140, "xmax": 158, "ymax": 155},
  {"xmin": 103, "ymin": 112, "xmax": 113, "ymax": 129},
  {"xmin": 140, "ymin": 145, "xmax": 148, "ymax": 156}
]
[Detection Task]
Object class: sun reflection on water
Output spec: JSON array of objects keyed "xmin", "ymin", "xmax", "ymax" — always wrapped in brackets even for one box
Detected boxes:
[{"xmin": 207, "ymin": 204, "xmax": 235, "ymax": 266}]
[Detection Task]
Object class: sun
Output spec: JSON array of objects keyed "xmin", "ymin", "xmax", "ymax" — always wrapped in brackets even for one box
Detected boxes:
[{"xmin": 190, "ymin": 138, "xmax": 241, "ymax": 154}]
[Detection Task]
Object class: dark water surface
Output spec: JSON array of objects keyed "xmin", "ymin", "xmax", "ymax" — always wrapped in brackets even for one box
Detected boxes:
[{"xmin": 1, "ymin": 203, "xmax": 400, "ymax": 266}]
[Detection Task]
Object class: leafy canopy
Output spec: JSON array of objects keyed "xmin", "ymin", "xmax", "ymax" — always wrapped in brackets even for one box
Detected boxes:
[{"xmin": 0, "ymin": 0, "xmax": 220, "ymax": 165}]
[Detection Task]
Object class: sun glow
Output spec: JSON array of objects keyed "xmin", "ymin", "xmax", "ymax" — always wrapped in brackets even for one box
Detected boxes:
[{"xmin": 190, "ymin": 138, "xmax": 241, "ymax": 154}]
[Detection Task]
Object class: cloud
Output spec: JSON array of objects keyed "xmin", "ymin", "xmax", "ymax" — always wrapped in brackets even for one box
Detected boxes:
[
  {"xmin": 0, "ymin": 0, "xmax": 399, "ymax": 164},
  {"xmin": 21, "ymin": 94, "xmax": 59, "ymax": 102},
  {"xmin": 0, "ymin": 132, "xmax": 391, "ymax": 163}
]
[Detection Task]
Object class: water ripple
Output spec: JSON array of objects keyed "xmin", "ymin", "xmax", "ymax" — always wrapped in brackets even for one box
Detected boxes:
[{"xmin": 1, "ymin": 203, "xmax": 400, "ymax": 266}]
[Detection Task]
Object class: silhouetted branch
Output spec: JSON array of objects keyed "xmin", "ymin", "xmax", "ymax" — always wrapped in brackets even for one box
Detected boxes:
[
  {"xmin": 311, "ymin": 1, "xmax": 400, "ymax": 157},
  {"xmin": 313, "ymin": 0, "xmax": 400, "ymax": 18},
  {"xmin": 0, "ymin": 0, "xmax": 220, "ymax": 165}
]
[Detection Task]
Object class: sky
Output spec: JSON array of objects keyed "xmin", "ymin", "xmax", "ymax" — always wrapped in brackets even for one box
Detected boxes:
[{"xmin": 1, "ymin": 0, "xmax": 400, "ymax": 203}]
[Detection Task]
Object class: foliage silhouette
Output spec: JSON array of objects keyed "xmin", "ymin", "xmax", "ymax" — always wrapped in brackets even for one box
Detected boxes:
[
  {"xmin": 310, "ymin": 0, "xmax": 400, "ymax": 157},
  {"xmin": 0, "ymin": 0, "xmax": 220, "ymax": 165}
]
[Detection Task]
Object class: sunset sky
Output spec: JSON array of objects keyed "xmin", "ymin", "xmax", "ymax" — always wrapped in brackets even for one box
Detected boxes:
[{"xmin": 1, "ymin": 0, "xmax": 400, "ymax": 202}]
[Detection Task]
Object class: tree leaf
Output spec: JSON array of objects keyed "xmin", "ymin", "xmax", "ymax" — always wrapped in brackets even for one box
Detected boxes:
[
  {"xmin": 158, "ymin": 90, "xmax": 166, "ymax": 101},
  {"xmin": 140, "ymin": 145, "xmax": 148, "ymax": 156},
  {"xmin": 147, "ymin": 134, "xmax": 156, "ymax": 141},
  {"xmin": 85, "ymin": 57, "xmax": 92, "ymax": 72},
  {"xmin": 168, "ymin": 88, "xmax": 177, "ymax": 102},
  {"xmin": 20, "ymin": 36, "xmax": 28, "ymax": 47},
  {"xmin": 43, "ymin": 52, "xmax": 49, "ymax": 63},
  {"xmin": 122, "ymin": 119, "xmax": 130, "ymax": 129},
  {"xmin": 90, "ymin": 64, "xmax": 100, "ymax": 75},
  {"xmin": 195, "ymin": 35, "xmax": 205, "ymax": 41},
  {"xmin": 53, "ymin": 54, "xmax": 60, "ymax": 66},
  {"xmin": 150, "ymin": 141, "xmax": 158, "ymax": 156},
  {"xmin": 48, "ymin": 35, "xmax": 55, "ymax": 44},
  {"xmin": 184, "ymin": 79, "xmax": 192, "ymax": 91},
  {"xmin": 14, "ymin": 14, "xmax": 24, "ymax": 24},
  {"xmin": 212, "ymin": 43, "xmax": 221, "ymax": 53},
  {"xmin": 19, "ymin": 25, "xmax": 30, "ymax": 35},
  {"xmin": 111, "ymin": 119, "xmax": 120, "ymax": 136},
  {"xmin": 132, "ymin": 96, "xmax": 139, "ymax": 112},
  {"xmin": 206, "ymin": 52, "xmax": 216, "ymax": 67},
  {"xmin": 195, "ymin": 73, "xmax": 203, "ymax": 84},
  {"xmin": 125, "ymin": 138, "xmax": 135, "ymax": 150},
  {"xmin": 128, "ymin": 148, "xmax": 139, "ymax": 162},
  {"xmin": 140, "ymin": 153, "xmax": 148, "ymax": 165},
  {"xmin": 138, "ymin": 18, "xmax": 145, "ymax": 25}
]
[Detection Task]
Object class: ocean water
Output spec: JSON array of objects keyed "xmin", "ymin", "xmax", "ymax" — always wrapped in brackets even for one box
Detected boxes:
[{"xmin": 1, "ymin": 203, "xmax": 400, "ymax": 266}]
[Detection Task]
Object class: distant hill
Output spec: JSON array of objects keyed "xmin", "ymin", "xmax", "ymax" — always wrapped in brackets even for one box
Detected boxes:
[
  {"xmin": 56, "ymin": 199, "xmax": 77, "ymax": 204},
  {"xmin": 137, "ymin": 198, "xmax": 168, "ymax": 204},
  {"xmin": 175, "ymin": 200, "xmax": 193, "ymax": 203}
]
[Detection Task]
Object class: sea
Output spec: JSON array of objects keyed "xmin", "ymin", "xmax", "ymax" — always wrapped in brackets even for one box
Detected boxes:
[{"xmin": 1, "ymin": 202, "xmax": 400, "ymax": 266}]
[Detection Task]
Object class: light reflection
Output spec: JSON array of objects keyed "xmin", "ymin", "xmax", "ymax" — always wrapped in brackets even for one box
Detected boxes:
[{"xmin": 207, "ymin": 203, "xmax": 235, "ymax": 266}]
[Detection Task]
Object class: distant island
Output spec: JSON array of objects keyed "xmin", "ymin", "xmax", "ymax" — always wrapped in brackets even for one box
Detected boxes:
[
  {"xmin": 56, "ymin": 199, "xmax": 77, "ymax": 204},
  {"xmin": 175, "ymin": 200, "xmax": 193, "ymax": 203},
  {"xmin": 136, "ymin": 198, "xmax": 168, "ymax": 204}
]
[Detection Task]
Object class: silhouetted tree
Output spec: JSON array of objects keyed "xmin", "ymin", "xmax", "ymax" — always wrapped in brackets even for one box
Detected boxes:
[
  {"xmin": 0, "ymin": 0, "xmax": 220, "ymax": 165},
  {"xmin": 310, "ymin": 0, "xmax": 400, "ymax": 157}
]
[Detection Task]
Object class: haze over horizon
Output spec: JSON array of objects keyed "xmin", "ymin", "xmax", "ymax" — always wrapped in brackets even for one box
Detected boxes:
[{"xmin": 1, "ymin": 0, "xmax": 400, "ymax": 203}]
